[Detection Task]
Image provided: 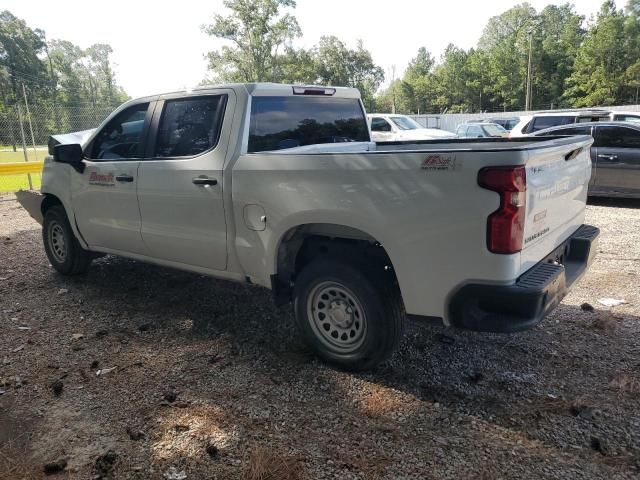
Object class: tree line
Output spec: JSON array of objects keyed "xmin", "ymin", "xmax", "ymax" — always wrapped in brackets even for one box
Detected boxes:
[
  {"xmin": 0, "ymin": 10, "xmax": 128, "ymax": 148},
  {"xmin": 202, "ymin": 0, "xmax": 384, "ymax": 110},
  {"xmin": 378, "ymin": 0, "xmax": 640, "ymax": 113},
  {"xmin": 205, "ymin": 0, "xmax": 640, "ymax": 114},
  {"xmin": 2, "ymin": 0, "xmax": 639, "ymax": 146}
]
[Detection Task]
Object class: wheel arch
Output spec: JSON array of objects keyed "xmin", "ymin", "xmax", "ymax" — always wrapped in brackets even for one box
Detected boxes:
[
  {"xmin": 271, "ymin": 223, "xmax": 400, "ymax": 305},
  {"xmin": 41, "ymin": 193, "xmax": 63, "ymax": 215},
  {"xmin": 41, "ymin": 193, "xmax": 89, "ymax": 249}
]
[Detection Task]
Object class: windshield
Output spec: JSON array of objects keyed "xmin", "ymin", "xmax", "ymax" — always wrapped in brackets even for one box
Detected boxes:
[
  {"xmin": 390, "ymin": 116, "xmax": 421, "ymax": 130},
  {"xmin": 481, "ymin": 124, "xmax": 507, "ymax": 136}
]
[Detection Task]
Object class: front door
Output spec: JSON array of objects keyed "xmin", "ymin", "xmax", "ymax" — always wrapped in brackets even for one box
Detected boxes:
[
  {"xmin": 136, "ymin": 91, "xmax": 233, "ymax": 271},
  {"xmin": 370, "ymin": 117, "xmax": 394, "ymax": 142},
  {"xmin": 71, "ymin": 101, "xmax": 154, "ymax": 254},
  {"xmin": 593, "ymin": 125, "xmax": 640, "ymax": 196}
]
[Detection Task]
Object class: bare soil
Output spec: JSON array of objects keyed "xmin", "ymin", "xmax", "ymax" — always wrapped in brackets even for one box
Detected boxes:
[{"xmin": 1, "ymin": 195, "xmax": 639, "ymax": 479}]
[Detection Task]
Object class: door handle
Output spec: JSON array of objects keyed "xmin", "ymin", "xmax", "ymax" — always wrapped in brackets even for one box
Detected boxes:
[
  {"xmin": 192, "ymin": 177, "xmax": 218, "ymax": 186},
  {"xmin": 597, "ymin": 154, "xmax": 619, "ymax": 161},
  {"xmin": 115, "ymin": 174, "xmax": 134, "ymax": 182}
]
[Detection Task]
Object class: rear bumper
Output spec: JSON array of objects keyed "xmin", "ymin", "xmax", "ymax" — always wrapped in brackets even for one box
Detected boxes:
[{"xmin": 449, "ymin": 224, "xmax": 599, "ymax": 333}]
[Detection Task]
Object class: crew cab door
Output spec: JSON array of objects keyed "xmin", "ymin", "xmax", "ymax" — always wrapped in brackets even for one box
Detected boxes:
[
  {"xmin": 136, "ymin": 91, "xmax": 233, "ymax": 270},
  {"xmin": 593, "ymin": 125, "xmax": 640, "ymax": 196},
  {"xmin": 71, "ymin": 101, "xmax": 154, "ymax": 254}
]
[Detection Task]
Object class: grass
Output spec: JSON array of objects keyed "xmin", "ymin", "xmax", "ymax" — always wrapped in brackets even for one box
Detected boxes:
[
  {"xmin": 0, "ymin": 147, "xmax": 47, "ymax": 163},
  {"xmin": 0, "ymin": 174, "xmax": 41, "ymax": 194},
  {"xmin": 0, "ymin": 146, "xmax": 46, "ymax": 193}
]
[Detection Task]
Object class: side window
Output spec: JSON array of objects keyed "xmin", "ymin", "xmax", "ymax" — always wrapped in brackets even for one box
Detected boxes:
[
  {"xmin": 531, "ymin": 116, "xmax": 574, "ymax": 132},
  {"xmin": 467, "ymin": 126, "xmax": 483, "ymax": 137},
  {"xmin": 614, "ymin": 114, "xmax": 640, "ymax": 123},
  {"xmin": 551, "ymin": 126, "xmax": 592, "ymax": 136},
  {"xmin": 456, "ymin": 125, "xmax": 467, "ymax": 136},
  {"xmin": 91, "ymin": 103, "xmax": 149, "ymax": 160},
  {"xmin": 155, "ymin": 95, "xmax": 227, "ymax": 158},
  {"xmin": 595, "ymin": 126, "xmax": 640, "ymax": 148},
  {"xmin": 371, "ymin": 117, "xmax": 392, "ymax": 132}
]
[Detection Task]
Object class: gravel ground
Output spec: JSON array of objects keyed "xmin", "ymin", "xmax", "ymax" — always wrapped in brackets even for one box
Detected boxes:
[{"xmin": 1, "ymin": 195, "xmax": 639, "ymax": 479}]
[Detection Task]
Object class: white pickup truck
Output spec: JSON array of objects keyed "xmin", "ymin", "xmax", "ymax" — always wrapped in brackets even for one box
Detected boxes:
[{"xmin": 18, "ymin": 83, "xmax": 599, "ymax": 370}]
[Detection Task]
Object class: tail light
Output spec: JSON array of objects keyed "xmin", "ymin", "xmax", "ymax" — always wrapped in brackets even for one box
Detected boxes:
[{"xmin": 478, "ymin": 166, "xmax": 526, "ymax": 254}]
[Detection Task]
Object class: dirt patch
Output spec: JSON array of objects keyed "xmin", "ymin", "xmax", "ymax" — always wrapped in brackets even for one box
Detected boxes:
[{"xmin": 1, "ymin": 198, "xmax": 640, "ymax": 479}]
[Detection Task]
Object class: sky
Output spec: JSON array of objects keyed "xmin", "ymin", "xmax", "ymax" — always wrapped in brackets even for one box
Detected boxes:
[{"xmin": 4, "ymin": 0, "xmax": 607, "ymax": 98}]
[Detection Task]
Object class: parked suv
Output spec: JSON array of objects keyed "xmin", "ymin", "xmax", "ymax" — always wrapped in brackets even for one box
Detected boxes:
[
  {"xmin": 510, "ymin": 110, "xmax": 612, "ymax": 137},
  {"xmin": 532, "ymin": 121, "xmax": 640, "ymax": 198}
]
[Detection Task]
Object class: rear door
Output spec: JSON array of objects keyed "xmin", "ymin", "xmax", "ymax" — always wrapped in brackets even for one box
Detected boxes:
[
  {"xmin": 593, "ymin": 125, "xmax": 640, "ymax": 196},
  {"xmin": 136, "ymin": 90, "xmax": 234, "ymax": 270},
  {"xmin": 72, "ymin": 101, "xmax": 154, "ymax": 254}
]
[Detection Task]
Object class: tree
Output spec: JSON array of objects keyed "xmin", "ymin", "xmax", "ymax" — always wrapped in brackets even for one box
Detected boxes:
[
  {"xmin": 400, "ymin": 47, "xmax": 436, "ymax": 113},
  {"xmin": 203, "ymin": 0, "xmax": 301, "ymax": 82},
  {"xmin": 0, "ymin": 10, "xmax": 48, "ymax": 150},
  {"xmin": 535, "ymin": 4, "xmax": 584, "ymax": 108},
  {"xmin": 565, "ymin": 1, "xmax": 631, "ymax": 106},
  {"xmin": 312, "ymin": 36, "xmax": 384, "ymax": 109},
  {"xmin": 431, "ymin": 44, "xmax": 472, "ymax": 112},
  {"xmin": 478, "ymin": 3, "xmax": 537, "ymax": 111}
]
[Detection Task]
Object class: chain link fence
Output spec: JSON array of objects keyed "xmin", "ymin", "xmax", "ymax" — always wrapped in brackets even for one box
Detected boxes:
[{"xmin": 0, "ymin": 103, "xmax": 112, "ymax": 195}]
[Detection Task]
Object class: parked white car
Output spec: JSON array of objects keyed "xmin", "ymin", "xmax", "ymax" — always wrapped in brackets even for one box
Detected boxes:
[
  {"xmin": 510, "ymin": 109, "xmax": 640, "ymax": 137},
  {"xmin": 368, "ymin": 114, "xmax": 456, "ymax": 142},
  {"xmin": 18, "ymin": 83, "xmax": 599, "ymax": 370}
]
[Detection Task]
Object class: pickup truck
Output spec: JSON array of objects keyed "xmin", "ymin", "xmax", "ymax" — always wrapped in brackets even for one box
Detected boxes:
[
  {"xmin": 368, "ymin": 113, "xmax": 456, "ymax": 142},
  {"xmin": 18, "ymin": 83, "xmax": 600, "ymax": 371}
]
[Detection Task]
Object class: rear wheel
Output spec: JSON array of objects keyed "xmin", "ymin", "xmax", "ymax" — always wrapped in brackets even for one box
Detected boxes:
[
  {"xmin": 43, "ymin": 205, "xmax": 92, "ymax": 275},
  {"xmin": 293, "ymin": 258, "xmax": 404, "ymax": 371}
]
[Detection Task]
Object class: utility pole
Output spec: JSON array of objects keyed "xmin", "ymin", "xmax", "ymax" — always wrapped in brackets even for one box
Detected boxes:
[
  {"xmin": 391, "ymin": 65, "xmax": 396, "ymax": 114},
  {"xmin": 525, "ymin": 28, "xmax": 534, "ymax": 111},
  {"xmin": 16, "ymin": 104, "xmax": 33, "ymax": 190},
  {"xmin": 22, "ymin": 83, "xmax": 39, "ymax": 162}
]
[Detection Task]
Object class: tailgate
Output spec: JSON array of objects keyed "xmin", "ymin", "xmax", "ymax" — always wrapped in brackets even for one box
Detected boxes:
[{"xmin": 520, "ymin": 136, "xmax": 593, "ymax": 273}]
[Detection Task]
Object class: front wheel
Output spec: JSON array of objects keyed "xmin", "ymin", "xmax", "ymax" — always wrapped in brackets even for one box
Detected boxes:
[
  {"xmin": 293, "ymin": 258, "xmax": 404, "ymax": 371},
  {"xmin": 42, "ymin": 205, "xmax": 92, "ymax": 275}
]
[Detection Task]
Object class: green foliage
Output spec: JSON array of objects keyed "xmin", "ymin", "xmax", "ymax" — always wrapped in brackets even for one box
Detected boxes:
[
  {"xmin": 564, "ymin": 1, "xmax": 635, "ymax": 106},
  {"xmin": 376, "ymin": 0, "xmax": 640, "ymax": 114},
  {"xmin": 203, "ymin": 0, "xmax": 384, "ymax": 106},
  {"xmin": 203, "ymin": 0, "xmax": 301, "ymax": 82},
  {"xmin": 0, "ymin": 9, "xmax": 129, "ymax": 147}
]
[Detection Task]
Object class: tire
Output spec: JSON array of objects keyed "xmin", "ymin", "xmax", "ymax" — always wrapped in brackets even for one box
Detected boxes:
[
  {"xmin": 293, "ymin": 258, "xmax": 405, "ymax": 371},
  {"xmin": 42, "ymin": 205, "xmax": 92, "ymax": 275}
]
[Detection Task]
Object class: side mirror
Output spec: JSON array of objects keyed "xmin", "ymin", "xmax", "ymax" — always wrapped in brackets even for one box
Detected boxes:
[{"xmin": 54, "ymin": 144, "xmax": 84, "ymax": 173}]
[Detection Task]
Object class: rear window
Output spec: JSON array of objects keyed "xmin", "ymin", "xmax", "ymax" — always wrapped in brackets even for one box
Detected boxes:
[
  {"xmin": 248, "ymin": 96, "xmax": 369, "ymax": 152},
  {"xmin": 481, "ymin": 124, "xmax": 506, "ymax": 136},
  {"xmin": 530, "ymin": 116, "xmax": 575, "ymax": 132},
  {"xmin": 613, "ymin": 114, "xmax": 640, "ymax": 123}
]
